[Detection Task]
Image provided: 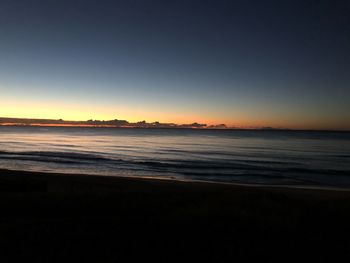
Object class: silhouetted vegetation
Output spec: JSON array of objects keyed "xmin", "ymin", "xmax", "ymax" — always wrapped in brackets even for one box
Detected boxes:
[{"xmin": 0, "ymin": 117, "xmax": 226, "ymax": 129}]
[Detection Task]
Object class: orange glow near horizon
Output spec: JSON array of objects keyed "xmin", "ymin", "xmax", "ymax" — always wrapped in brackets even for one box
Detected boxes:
[
  {"xmin": 0, "ymin": 100, "xmax": 225, "ymax": 126},
  {"xmin": 1, "ymin": 100, "xmax": 349, "ymax": 130}
]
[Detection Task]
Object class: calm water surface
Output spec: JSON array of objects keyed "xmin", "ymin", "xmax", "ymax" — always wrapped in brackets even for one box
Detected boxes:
[{"xmin": 0, "ymin": 126, "xmax": 349, "ymax": 188}]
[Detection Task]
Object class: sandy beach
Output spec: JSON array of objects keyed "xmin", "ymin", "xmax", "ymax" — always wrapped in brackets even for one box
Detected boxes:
[{"xmin": 1, "ymin": 168, "xmax": 350, "ymax": 262}]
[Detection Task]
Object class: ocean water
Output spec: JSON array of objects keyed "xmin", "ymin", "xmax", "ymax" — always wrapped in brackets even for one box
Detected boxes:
[{"xmin": 0, "ymin": 126, "xmax": 349, "ymax": 188}]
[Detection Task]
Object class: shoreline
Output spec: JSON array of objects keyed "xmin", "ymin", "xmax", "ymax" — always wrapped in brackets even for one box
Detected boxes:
[
  {"xmin": 3, "ymin": 167, "xmax": 350, "ymax": 192},
  {"xmin": 1, "ymin": 167, "xmax": 350, "ymax": 196}
]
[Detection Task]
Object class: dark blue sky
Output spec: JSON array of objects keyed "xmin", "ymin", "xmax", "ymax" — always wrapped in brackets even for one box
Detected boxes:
[{"xmin": 1, "ymin": 0, "xmax": 349, "ymax": 129}]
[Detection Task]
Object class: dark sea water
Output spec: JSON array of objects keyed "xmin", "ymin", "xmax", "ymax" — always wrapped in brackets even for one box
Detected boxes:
[{"xmin": 0, "ymin": 126, "xmax": 349, "ymax": 188}]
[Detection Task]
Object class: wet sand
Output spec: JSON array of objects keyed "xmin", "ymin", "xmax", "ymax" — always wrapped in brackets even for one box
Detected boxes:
[{"xmin": 1, "ymin": 168, "xmax": 350, "ymax": 262}]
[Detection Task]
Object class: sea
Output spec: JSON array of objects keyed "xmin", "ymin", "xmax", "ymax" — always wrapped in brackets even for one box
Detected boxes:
[{"xmin": 0, "ymin": 126, "xmax": 349, "ymax": 189}]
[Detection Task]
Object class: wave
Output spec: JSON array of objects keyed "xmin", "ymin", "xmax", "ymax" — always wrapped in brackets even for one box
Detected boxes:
[
  {"xmin": 0, "ymin": 150, "xmax": 347, "ymax": 171},
  {"xmin": 0, "ymin": 156, "xmax": 81, "ymax": 164},
  {"xmin": 0, "ymin": 150, "xmax": 110, "ymax": 162},
  {"xmin": 0, "ymin": 150, "xmax": 349, "ymax": 187}
]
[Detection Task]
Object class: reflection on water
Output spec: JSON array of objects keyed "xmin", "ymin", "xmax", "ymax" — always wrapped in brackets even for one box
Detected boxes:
[{"xmin": 0, "ymin": 126, "xmax": 350, "ymax": 188}]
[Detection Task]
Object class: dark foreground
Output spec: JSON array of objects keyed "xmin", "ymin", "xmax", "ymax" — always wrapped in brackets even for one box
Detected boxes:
[{"xmin": 1, "ymin": 169, "xmax": 350, "ymax": 262}]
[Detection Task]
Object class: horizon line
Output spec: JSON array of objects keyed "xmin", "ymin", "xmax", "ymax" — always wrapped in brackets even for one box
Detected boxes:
[{"xmin": 0, "ymin": 116, "xmax": 349, "ymax": 132}]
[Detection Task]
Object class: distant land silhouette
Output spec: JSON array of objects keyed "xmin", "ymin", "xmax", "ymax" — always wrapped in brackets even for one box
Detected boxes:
[{"xmin": 0, "ymin": 117, "xmax": 228, "ymax": 129}]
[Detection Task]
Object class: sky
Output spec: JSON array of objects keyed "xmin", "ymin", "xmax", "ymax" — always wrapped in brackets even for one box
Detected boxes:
[{"xmin": 0, "ymin": 0, "xmax": 349, "ymax": 130}]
